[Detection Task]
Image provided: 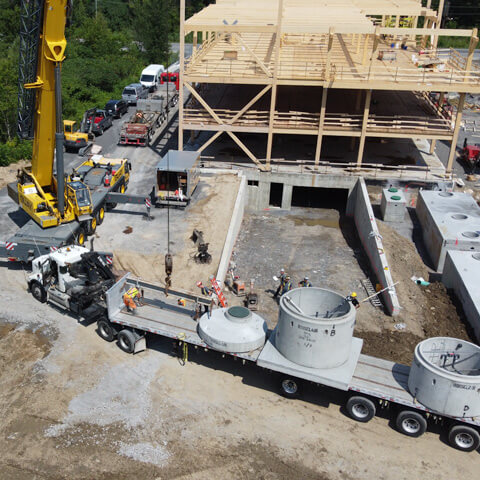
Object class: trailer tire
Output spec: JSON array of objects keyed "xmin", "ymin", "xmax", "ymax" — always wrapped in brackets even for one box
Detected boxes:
[
  {"xmin": 30, "ymin": 281, "xmax": 47, "ymax": 303},
  {"xmin": 346, "ymin": 396, "xmax": 376, "ymax": 423},
  {"xmin": 96, "ymin": 206, "xmax": 105, "ymax": 225},
  {"xmin": 280, "ymin": 377, "xmax": 301, "ymax": 399},
  {"xmin": 448, "ymin": 424, "xmax": 480, "ymax": 452},
  {"xmin": 118, "ymin": 329, "xmax": 136, "ymax": 354},
  {"xmin": 97, "ymin": 319, "xmax": 117, "ymax": 342},
  {"xmin": 396, "ymin": 410, "xmax": 427, "ymax": 438}
]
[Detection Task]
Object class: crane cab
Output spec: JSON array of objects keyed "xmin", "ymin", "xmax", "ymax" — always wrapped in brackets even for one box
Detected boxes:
[{"xmin": 66, "ymin": 181, "xmax": 93, "ymax": 219}]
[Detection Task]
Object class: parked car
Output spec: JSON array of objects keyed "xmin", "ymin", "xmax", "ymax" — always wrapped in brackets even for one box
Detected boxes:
[
  {"xmin": 105, "ymin": 99, "xmax": 128, "ymax": 118},
  {"xmin": 85, "ymin": 109, "xmax": 113, "ymax": 136},
  {"xmin": 122, "ymin": 83, "xmax": 148, "ymax": 105}
]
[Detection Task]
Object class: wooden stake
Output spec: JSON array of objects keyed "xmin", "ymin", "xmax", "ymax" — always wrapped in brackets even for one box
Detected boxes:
[{"xmin": 446, "ymin": 92, "xmax": 466, "ymax": 175}]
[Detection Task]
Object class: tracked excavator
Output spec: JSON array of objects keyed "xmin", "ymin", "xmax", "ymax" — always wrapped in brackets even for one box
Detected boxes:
[{"xmin": 15, "ymin": 0, "xmax": 93, "ymax": 229}]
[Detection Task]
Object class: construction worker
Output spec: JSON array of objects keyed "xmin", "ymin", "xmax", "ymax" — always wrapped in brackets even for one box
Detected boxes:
[
  {"xmin": 346, "ymin": 292, "xmax": 360, "ymax": 309},
  {"xmin": 123, "ymin": 286, "xmax": 141, "ymax": 313},
  {"xmin": 299, "ymin": 276, "xmax": 312, "ymax": 288},
  {"xmin": 197, "ymin": 281, "xmax": 212, "ymax": 313},
  {"xmin": 273, "ymin": 268, "xmax": 287, "ymax": 298},
  {"xmin": 197, "ymin": 281, "xmax": 212, "ymax": 297},
  {"xmin": 281, "ymin": 275, "xmax": 293, "ymax": 296}
]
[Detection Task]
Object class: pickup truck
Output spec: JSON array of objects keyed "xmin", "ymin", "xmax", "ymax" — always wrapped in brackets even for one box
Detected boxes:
[{"xmin": 85, "ymin": 109, "xmax": 113, "ymax": 136}]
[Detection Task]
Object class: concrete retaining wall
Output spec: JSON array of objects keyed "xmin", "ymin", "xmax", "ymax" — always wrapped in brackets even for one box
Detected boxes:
[
  {"xmin": 442, "ymin": 250, "xmax": 480, "ymax": 342},
  {"xmin": 244, "ymin": 171, "xmax": 358, "ymax": 211},
  {"xmin": 349, "ymin": 178, "xmax": 401, "ymax": 316},
  {"xmin": 216, "ymin": 171, "xmax": 247, "ymax": 285}
]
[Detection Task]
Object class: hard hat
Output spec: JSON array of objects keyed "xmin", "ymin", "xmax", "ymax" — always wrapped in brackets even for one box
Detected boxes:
[
  {"xmin": 351, "ymin": 292, "xmax": 357, "ymax": 297},
  {"xmin": 304, "ymin": 276, "xmax": 309, "ymax": 281},
  {"xmin": 280, "ymin": 268, "xmax": 285, "ymax": 273},
  {"xmin": 196, "ymin": 281, "xmax": 203, "ymax": 287},
  {"xmin": 286, "ymin": 275, "xmax": 290, "ymax": 280}
]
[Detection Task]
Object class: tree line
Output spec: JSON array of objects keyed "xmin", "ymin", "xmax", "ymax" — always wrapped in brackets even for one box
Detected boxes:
[{"xmin": 0, "ymin": 0, "xmax": 210, "ymax": 166}]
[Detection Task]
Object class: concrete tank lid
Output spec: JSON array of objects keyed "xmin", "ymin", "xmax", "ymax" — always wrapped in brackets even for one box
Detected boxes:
[{"xmin": 198, "ymin": 307, "xmax": 268, "ymax": 353}]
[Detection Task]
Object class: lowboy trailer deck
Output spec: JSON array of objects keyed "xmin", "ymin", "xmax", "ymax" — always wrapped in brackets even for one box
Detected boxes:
[{"xmin": 98, "ymin": 275, "xmax": 480, "ymax": 452}]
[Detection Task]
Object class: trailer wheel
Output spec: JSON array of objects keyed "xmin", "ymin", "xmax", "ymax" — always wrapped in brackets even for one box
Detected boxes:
[
  {"xmin": 118, "ymin": 329, "xmax": 136, "ymax": 354},
  {"xmin": 396, "ymin": 410, "xmax": 427, "ymax": 438},
  {"xmin": 97, "ymin": 318, "xmax": 117, "ymax": 342},
  {"xmin": 280, "ymin": 377, "xmax": 301, "ymax": 398},
  {"xmin": 30, "ymin": 281, "xmax": 47, "ymax": 303},
  {"xmin": 448, "ymin": 424, "xmax": 480, "ymax": 452},
  {"xmin": 346, "ymin": 396, "xmax": 376, "ymax": 423},
  {"xmin": 96, "ymin": 206, "xmax": 105, "ymax": 225}
]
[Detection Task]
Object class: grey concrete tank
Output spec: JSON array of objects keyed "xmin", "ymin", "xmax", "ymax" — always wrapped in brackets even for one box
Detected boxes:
[
  {"xmin": 408, "ymin": 337, "xmax": 480, "ymax": 417},
  {"xmin": 276, "ymin": 287, "xmax": 356, "ymax": 369},
  {"xmin": 198, "ymin": 306, "xmax": 268, "ymax": 353}
]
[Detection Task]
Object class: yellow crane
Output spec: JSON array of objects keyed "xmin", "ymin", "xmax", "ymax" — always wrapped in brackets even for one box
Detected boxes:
[{"xmin": 16, "ymin": 0, "xmax": 93, "ymax": 229}]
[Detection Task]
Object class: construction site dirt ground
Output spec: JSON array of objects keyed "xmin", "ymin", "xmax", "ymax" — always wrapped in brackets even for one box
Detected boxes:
[{"xmin": 230, "ymin": 203, "xmax": 474, "ymax": 366}]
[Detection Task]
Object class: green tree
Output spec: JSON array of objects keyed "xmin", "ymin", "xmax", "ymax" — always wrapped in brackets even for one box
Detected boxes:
[{"xmin": 133, "ymin": 0, "xmax": 171, "ymax": 64}]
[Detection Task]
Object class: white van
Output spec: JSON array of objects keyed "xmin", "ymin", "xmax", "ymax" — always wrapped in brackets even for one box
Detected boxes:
[{"xmin": 140, "ymin": 64, "xmax": 165, "ymax": 92}]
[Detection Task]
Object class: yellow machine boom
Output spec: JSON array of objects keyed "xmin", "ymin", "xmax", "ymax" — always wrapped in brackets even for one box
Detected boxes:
[{"xmin": 17, "ymin": 0, "xmax": 93, "ymax": 228}]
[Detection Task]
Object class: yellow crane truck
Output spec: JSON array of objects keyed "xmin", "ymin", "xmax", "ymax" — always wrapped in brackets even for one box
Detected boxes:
[{"xmin": 3, "ymin": 0, "xmax": 151, "ymax": 262}]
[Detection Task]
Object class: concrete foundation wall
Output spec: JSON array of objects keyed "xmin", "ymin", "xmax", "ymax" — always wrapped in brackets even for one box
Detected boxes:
[
  {"xmin": 442, "ymin": 251, "xmax": 480, "ymax": 342},
  {"xmin": 216, "ymin": 171, "xmax": 247, "ymax": 285},
  {"xmin": 350, "ymin": 178, "xmax": 401, "ymax": 316},
  {"xmin": 244, "ymin": 171, "xmax": 358, "ymax": 211},
  {"xmin": 416, "ymin": 191, "xmax": 480, "ymax": 272}
]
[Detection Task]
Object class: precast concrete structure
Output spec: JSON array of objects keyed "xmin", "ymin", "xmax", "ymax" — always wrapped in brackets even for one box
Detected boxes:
[
  {"xmin": 198, "ymin": 305, "xmax": 268, "ymax": 353},
  {"xmin": 416, "ymin": 190, "xmax": 480, "ymax": 272},
  {"xmin": 408, "ymin": 337, "xmax": 480, "ymax": 417},
  {"xmin": 443, "ymin": 251, "xmax": 480, "ymax": 342},
  {"xmin": 350, "ymin": 178, "xmax": 400, "ymax": 315},
  {"xmin": 380, "ymin": 187, "xmax": 406, "ymax": 222},
  {"xmin": 276, "ymin": 287, "xmax": 356, "ymax": 369}
]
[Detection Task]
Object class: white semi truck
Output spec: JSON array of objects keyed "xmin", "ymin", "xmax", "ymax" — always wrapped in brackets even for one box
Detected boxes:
[
  {"xmin": 87, "ymin": 276, "xmax": 480, "ymax": 453},
  {"xmin": 28, "ymin": 245, "xmax": 116, "ymax": 320}
]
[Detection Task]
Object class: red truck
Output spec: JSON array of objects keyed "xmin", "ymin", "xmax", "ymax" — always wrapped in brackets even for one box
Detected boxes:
[
  {"xmin": 160, "ymin": 71, "xmax": 180, "ymax": 91},
  {"xmin": 461, "ymin": 138, "xmax": 480, "ymax": 172}
]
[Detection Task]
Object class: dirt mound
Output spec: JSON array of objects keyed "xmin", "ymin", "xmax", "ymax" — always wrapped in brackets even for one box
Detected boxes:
[
  {"xmin": 356, "ymin": 221, "xmax": 474, "ymax": 364},
  {"xmin": 0, "ymin": 160, "xmax": 29, "ymax": 190}
]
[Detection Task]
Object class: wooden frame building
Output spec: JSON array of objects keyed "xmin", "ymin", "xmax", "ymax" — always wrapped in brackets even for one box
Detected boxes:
[{"xmin": 178, "ymin": 0, "xmax": 480, "ymax": 176}]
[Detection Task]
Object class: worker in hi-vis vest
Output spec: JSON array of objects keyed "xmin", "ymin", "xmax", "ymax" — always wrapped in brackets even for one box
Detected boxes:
[{"xmin": 123, "ymin": 286, "xmax": 141, "ymax": 313}]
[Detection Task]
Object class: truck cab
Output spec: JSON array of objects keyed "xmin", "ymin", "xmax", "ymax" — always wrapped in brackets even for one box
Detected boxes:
[{"xmin": 28, "ymin": 245, "xmax": 114, "ymax": 316}]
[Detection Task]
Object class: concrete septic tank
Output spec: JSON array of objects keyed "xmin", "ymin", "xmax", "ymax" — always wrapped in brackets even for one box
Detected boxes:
[
  {"xmin": 380, "ymin": 187, "xmax": 406, "ymax": 222},
  {"xmin": 198, "ymin": 306, "xmax": 268, "ymax": 353},
  {"xmin": 276, "ymin": 287, "xmax": 356, "ymax": 369},
  {"xmin": 416, "ymin": 190, "xmax": 480, "ymax": 272},
  {"xmin": 408, "ymin": 337, "xmax": 480, "ymax": 417},
  {"xmin": 443, "ymin": 251, "xmax": 480, "ymax": 342}
]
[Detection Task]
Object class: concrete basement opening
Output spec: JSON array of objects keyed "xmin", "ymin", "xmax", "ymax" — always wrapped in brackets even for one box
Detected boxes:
[
  {"xmin": 291, "ymin": 186, "xmax": 348, "ymax": 210},
  {"xmin": 269, "ymin": 183, "xmax": 283, "ymax": 207}
]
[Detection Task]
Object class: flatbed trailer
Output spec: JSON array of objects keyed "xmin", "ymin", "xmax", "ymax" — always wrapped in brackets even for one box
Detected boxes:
[
  {"xmin": 119, "ymin": 90, "xmax": 179, "ymax": 147},
  {"xmin": 99, "ymin": 275, "xmax": 480, "ymax": 452}
]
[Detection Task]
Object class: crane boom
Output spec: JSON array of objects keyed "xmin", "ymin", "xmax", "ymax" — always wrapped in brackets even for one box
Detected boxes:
[{"xmin": 16, "ymin": 0, "xmax": 93, "ymax": 229}]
